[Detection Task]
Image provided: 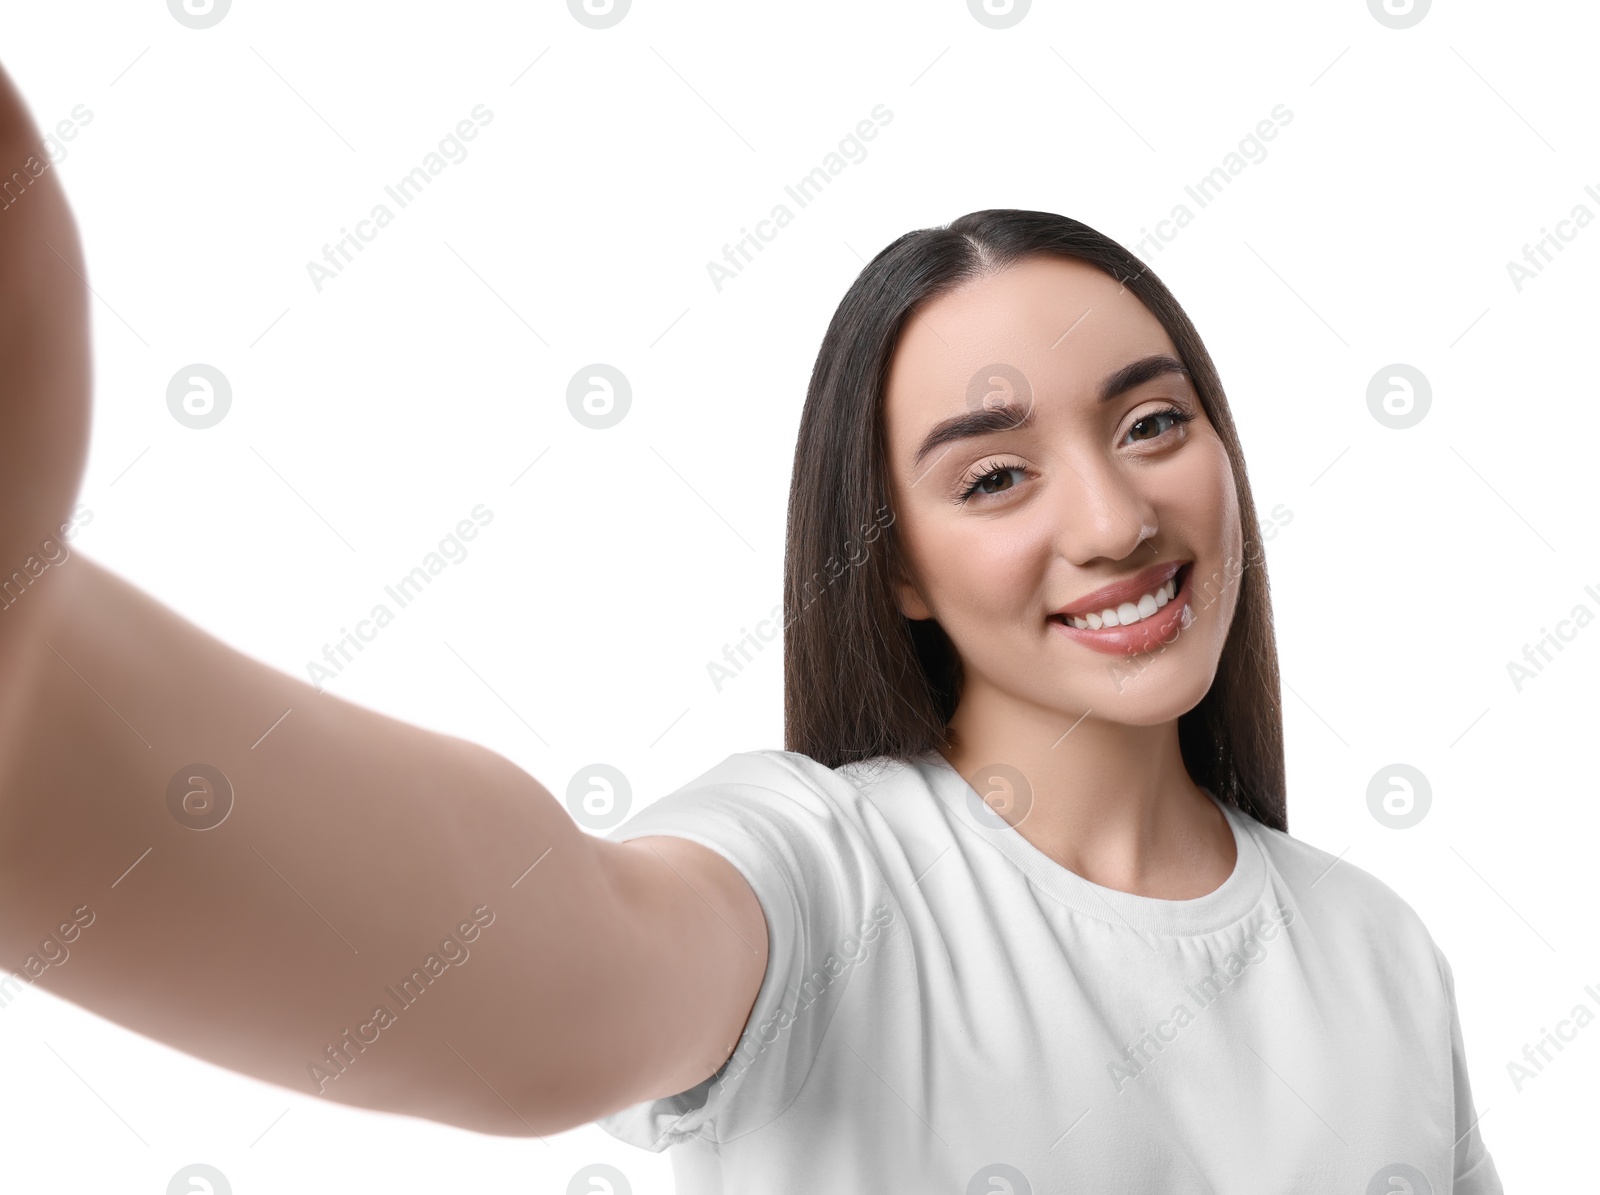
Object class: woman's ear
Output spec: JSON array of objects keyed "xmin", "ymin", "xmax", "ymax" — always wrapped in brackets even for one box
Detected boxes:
[{"xmin": 893, "ymin": 564, "xmax": 933, "ymax": 621}]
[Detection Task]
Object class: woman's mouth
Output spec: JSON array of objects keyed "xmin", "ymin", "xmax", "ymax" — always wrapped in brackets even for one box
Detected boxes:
[
  {"xmin": 1048, "ymin": 562, "xmax": 1196, "ymax": 656},
  {"xmin": 1056, "ymin": 570, "xmax": 1180, "ymax": 629}
]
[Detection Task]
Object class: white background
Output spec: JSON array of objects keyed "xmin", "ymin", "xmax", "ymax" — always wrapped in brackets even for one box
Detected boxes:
[{"xmin": 2, "ymin": 0, "xmax": 1594, "ymax": 1189}]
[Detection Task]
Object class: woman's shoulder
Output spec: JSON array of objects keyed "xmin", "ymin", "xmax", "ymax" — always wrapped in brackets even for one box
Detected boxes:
[
  {"xmin": 665, "ymin": 746, "xmax": 933, "ymax": 820},
  {"xmin": 611, "ymin": 747, "xmax": 948, "ymax": 867},
  {"xmin": 1237, "ymin": 807, "xmax": 1445, "ymax": 968},
  {"xmin": 603, "ymin": 745, "xmax": 928, "ymax": 831}
]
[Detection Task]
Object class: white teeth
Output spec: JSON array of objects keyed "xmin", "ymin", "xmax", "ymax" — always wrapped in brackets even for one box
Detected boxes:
[{"xmin": 1060, "ymin": 572, "xmax": 1182, "ymax": 631}]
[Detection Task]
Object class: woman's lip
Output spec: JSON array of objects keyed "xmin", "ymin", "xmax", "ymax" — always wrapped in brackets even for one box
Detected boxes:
[
  {"xmin": 1051, "ymin": 559, "xmax": 1188, "ymax": 619},
  {"xmin": 1048, "ymin": 563, "xmax": 1195, "ymax": 656}
]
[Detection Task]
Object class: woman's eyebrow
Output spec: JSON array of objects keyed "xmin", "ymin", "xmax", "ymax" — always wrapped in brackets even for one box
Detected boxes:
[
  {"xmin": 909, "ymin": 353, "xmax": 1189, "ymax": 468},
  {"xmin": 1097, "ymin": 353, "xmax": 1188, "ymax": 405}
]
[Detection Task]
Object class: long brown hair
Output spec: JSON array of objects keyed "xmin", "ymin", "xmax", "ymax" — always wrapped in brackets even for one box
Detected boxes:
[{"xmin": 781, "ymin": 209, "xmax": 1286, "ymax": 832}]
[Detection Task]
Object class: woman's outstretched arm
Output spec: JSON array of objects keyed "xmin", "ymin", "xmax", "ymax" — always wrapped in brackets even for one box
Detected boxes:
[
  {"xmin": 0, "ymin": 62, "xmax": 91, "ymax": 720},
  {"xmin": 0, "ymin": 60, "xmax": 766, "ymax": 1136}
]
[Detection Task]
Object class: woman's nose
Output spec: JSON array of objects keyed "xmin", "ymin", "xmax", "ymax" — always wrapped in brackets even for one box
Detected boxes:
[{"xmin": 1049, "ymin": 450, "xmax": 1160, "ymax": 566}]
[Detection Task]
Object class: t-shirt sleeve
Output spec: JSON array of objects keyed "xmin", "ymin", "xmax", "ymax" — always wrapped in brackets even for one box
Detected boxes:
[
  {"xmin": 1433, "ymin": 943, "xmax": 1504, "ymax": 1194},
  {"xmin": 591, "ymin": 749, "xmax": 878, "ymax": 1152}
]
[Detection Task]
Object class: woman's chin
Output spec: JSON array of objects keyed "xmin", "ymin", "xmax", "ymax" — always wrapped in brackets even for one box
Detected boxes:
[{"xmin": 1080, "ymin": 654, "xmax": 1221, "ymax": 726}]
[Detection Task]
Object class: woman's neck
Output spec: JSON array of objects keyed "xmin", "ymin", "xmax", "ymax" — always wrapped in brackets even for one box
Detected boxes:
[{"xmin": 940, "ymin": 678, "xmax": 1235, "ymax": 900}]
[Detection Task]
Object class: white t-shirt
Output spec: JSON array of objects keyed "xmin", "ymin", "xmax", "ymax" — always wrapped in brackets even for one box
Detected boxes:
[{"xmin": 596, "ymin": 747, "xmax": 1503, "ymax": 1194}]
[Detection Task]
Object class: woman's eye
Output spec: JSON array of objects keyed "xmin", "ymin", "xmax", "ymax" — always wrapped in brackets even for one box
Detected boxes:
[
  {"xmin": 962, "ymin": 465, "xmax": 1025, "ymax": 500},
  {"xmin": 1125, "ymin": 409, "xmax": 1185, "ymax": 444}
]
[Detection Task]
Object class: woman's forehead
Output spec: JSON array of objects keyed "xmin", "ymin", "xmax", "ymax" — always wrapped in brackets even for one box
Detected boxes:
[{"xmin": 884, "ymin": 258, "xmax": 1177, "ymax": 435}]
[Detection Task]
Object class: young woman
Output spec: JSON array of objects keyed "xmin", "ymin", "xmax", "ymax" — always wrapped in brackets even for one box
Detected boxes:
[{"xmin": 0, "ymin": 63, "xmax": 1500, "ymax": 1192}]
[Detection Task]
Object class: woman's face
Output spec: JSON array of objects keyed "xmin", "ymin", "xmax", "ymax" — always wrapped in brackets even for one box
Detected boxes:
[{"xmin": 882, "ymin": 254, "xmax": 1244, "ymax": 727}]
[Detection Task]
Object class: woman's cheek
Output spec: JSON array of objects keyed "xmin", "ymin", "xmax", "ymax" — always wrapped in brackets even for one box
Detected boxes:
[
  {"xmin": 1171, "ymin": 437, "xmax": 1239, "ymax": 557},
  {"xmin": 935, "ymin": 524, "xmax": 1040, "ymax": 626},
  {"xmin": 1217, "ymin": 454, "xmax": 1245, "ymax": 564}
]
